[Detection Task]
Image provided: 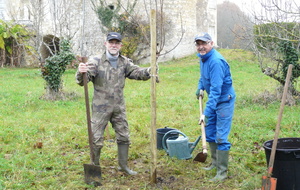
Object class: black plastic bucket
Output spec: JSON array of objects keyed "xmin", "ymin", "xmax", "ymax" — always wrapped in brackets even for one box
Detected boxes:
[
  {"xmin": 263, "ymin": 138, "xmax": 300, "ymax": 190},
  {"xmin": 156, "ymin": 127, "xmax": 179, "ymax": 150}
]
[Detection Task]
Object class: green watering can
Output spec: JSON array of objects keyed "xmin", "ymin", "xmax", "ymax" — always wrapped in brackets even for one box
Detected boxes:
[{"xmin": 162, "ymin": 130, "xmax": 201, "ymax": 160}]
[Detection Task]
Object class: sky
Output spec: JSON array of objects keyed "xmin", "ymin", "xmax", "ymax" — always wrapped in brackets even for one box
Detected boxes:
[
  {"xmin": 217, "ymin": 0, "xmax": 300, "ymax": 15},
  {"xmin": 217, "ymin": 0, "xmax": 261, "ymax": 14},
  {"xmin": 217, "ymin": 0, "xmax": 300, "ymax": 22}
]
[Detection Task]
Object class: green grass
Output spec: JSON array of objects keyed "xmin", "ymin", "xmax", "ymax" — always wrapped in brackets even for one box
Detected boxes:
[{"xmin": 0, "ymin": 49, "xmax": 299, "ymax": 189}]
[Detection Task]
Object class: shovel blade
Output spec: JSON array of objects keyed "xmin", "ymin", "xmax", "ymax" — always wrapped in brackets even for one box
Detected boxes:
[
  {"xmin": 261, "ymin": 175, "xmax": 277, "ymax": 190},
  {"xmin": 83, "ymin": 164, "xmax": 102, "ymax": 187},
  {"xmin": 193, "ymin": 152, "xmax": 207, "ymax": 162}
]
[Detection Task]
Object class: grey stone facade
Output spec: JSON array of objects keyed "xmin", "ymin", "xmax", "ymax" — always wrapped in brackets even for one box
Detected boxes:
[{"xmin": 1, "ymin": 0, "xmax": 217, "ymax": 64}]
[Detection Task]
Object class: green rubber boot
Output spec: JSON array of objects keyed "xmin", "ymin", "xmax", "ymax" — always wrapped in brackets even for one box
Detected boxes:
[
  {"xmin": 92, "ymin": 145, "xmax": 102, "ymax": 166},
  {"xmin": 202, "ymin": 142, "xmax": 217, "ymax": 171},
  {"xmin": 210, "ymin": 150, "xmax": 229, "ymax": 182},
  {"xmin": 118, "ymin": 144, "xmax": 137, "ymax": 175}
]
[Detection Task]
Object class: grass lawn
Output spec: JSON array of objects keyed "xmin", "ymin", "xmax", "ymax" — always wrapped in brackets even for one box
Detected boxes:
[{"xmin": 0, "ymin": 49, "xmax": 299, "ymax": 189}]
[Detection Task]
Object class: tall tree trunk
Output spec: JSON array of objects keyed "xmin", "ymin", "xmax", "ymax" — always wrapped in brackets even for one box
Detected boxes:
[
  {"xmin": 16, "ymin": 44, "xmax": 21, "ymax": 67},
  {"xmin": 1, "ymin": 49, "xmax": 5, "ymax": 67},
  {"xmin": 10, "ymin": 43, "xmax": 14, "ymax": 67}
]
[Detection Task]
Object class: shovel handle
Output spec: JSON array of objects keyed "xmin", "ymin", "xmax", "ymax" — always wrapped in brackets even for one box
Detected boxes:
[
  {"xmin": 198, "ymin": 96, "xmax": 203, "ymax": 125},
  {"xmin": 199, "ymin": 97, "xmax": 207, "ymax": 153},
  {"xmin": 81, "ymin": 57, "xmax": 95, "ymax": 163},
  {"xmin": 267, "ymin": 64, "xmax": 293, "ymax": 176}
]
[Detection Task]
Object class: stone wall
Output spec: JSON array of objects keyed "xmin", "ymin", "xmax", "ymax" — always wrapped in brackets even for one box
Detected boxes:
[
  {"xmin": 104, "ymin": 0, "xmax": 217, "ymax": 63},
  {"xmin": 2, "ymin": 0, "xmax": 217, "ymax": 64}
]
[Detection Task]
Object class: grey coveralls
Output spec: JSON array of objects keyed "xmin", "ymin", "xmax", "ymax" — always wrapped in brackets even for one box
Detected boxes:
[{"xmin": 76, "ymin": 52, "xmax": 150, "ymax": 146}]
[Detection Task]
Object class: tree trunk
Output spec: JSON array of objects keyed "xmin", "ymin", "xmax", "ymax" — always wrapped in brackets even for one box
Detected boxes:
[
  {"xmin": 10, "ymin": 43, "xmax": 14, "ymax": 67},
  {"xmin": 1, "ymin": 48, "xmax": 6, "ymax": 67},
  {"xmin": 16, "ymin": 44, "xmax": 21, "ymax": 67},
  {"xmin": 43, "ymin": 86, "xmax": 64, "ymax": 101}
]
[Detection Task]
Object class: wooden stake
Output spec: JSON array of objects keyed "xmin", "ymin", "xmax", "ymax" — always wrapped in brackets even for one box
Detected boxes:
[{"xmin": 149, "ymin": 9, "xmax": 157, "ymax": 184}]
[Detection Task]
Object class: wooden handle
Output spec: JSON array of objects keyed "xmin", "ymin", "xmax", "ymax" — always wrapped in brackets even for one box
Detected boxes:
[
  {"xmin": 267, "ymin": 64, "xmax": 293, "ymax": 176},
  {"xmin": 199, "ymin": 97, "xmax": 207, "ymax": 153},
  {"xmin": 83, "ymin": 72, "xmax": 94, "ymax": 163},
  {"xmin": 81, "ymin": 56, "xmax": 94, "ymax": 163}
]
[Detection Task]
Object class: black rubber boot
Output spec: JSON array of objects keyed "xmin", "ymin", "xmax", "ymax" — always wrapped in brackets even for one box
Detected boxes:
[{"xmin": 118, "ymin": 144, "xmax": 137, "ymax": 175}]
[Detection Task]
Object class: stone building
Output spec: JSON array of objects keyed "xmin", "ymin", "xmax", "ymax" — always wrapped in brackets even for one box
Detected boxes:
[{"xmin": 0, "ymin": 0, "xmax": 217, "ymax": 64}]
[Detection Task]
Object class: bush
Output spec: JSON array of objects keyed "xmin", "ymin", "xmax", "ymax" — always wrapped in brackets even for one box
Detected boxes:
[{"xmin": 41, "ymin": 39, "xmax": 75, "ymax": 98}]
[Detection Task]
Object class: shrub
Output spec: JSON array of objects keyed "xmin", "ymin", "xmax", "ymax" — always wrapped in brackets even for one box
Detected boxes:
[{"xmin": 41, "ymin": 39, "xmax": 75, "ymax": 98}]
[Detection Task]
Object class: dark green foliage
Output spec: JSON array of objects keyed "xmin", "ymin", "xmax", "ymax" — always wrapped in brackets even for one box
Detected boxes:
[
  {"xmin": 95, "ymin": 0, "xmax": 148, "ymax": 61},
  {"xmin": 278, "ymin": 40, "xmax": 300, "ymax": 83},
  {"xmin": 96, "ymin": 0, "xmax": 138, "ymax": 35},
  {"xmin": 97, "ymin": 6, "xmax": 119, "ymax": 30},
  {"xmin": 41, "ymin": 39, "xmax": 75, "ymax": 93}
]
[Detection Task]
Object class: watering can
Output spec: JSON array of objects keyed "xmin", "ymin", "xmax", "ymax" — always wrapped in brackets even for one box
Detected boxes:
[{"xmin": 162, "ymin": 130, "xmax": 201, "ymax": 160}]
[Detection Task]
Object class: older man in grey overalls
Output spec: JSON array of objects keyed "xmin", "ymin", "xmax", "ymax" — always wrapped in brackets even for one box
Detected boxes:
[{"xmin": 76, "ymin": 32, "xmax": 151, "ymax": 175}]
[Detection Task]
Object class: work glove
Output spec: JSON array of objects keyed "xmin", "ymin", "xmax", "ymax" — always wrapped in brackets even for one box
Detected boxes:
[
  {"xmin": 195, "ymin": 89, "xmax": 204, "ymax": 99},
  {"xmin": 78, "ymin": 63, "xmax": 96, "ymax": 74},
  {"xmin": 200, "ymin": 114, "xmax": 208, "ymax": 125},
  {"xmin": 78, "ymin": 63, "xmax": 88, "ymax": 73},
  {"xmin": 147, "ymin": 67, "xmax": 159, "ymax": 83}
]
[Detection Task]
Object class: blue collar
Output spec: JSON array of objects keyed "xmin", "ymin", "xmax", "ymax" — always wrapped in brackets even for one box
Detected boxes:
[{"xmin": 197, "ymin": 48, "xmax": 215, "ymax": 62}]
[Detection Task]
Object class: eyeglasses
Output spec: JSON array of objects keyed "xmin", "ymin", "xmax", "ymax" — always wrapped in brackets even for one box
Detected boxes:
[
  {"xmin": 195, "ymin": 41, "xmax": 211, "ymax": 47},
  {"xmin": 108, "ymin": 41, "xmax": 122, "ymax": 45}
]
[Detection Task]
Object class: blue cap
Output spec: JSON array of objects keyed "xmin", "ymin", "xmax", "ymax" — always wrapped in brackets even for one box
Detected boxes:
[
  {"xmin": 194, "ymin": 33, "xmax": 212, "ymax": 42},
  {"xmin": 107, "ymin": 32, "xmax": 122, "ymax": 41}
]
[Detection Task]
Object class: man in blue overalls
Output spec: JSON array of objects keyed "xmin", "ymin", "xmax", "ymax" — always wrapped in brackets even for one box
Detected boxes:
[{"xmin": 195, "ymin": 33, "xmax": 236, "ymax": 181}]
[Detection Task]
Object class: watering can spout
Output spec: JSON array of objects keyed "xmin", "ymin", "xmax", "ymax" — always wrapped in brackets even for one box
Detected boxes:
[{"xmin": 189, "ymin": 135, "xmax": 202, "ymax": 154}]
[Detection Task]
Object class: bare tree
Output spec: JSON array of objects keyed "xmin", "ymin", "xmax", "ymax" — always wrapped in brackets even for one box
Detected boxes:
[
  {"xmin": 249, "ymin": 0, "xmax": 300, "ymax": 100},
  {"xmin": 91, "ymin": 0, "xmax": 185, "ymax": 64},
  {"xmin": 26, "ymin": 0, "xmax": 47, "ymax": 63},
  {"xmin": 26, "ymin": 0, "xmax": 80, "ymax": 63}
]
